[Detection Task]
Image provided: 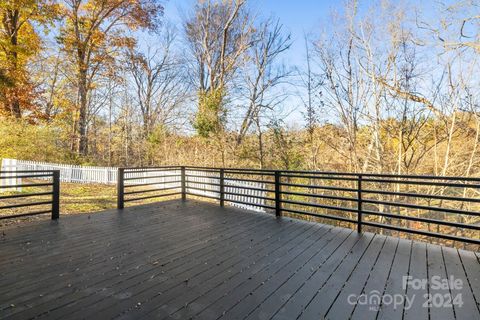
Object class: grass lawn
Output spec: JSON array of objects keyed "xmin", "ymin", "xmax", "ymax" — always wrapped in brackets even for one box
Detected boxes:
[{"xmin": 59, "ymin": 182, "xmax": 117, "ymax": 214}]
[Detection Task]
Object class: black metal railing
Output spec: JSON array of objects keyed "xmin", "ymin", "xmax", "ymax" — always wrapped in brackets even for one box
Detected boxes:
[
  {"xmin": 117, "ymin": 167, "xmax": 183, "ymax": 209},
  {"xmin": 117, "ymin": 167, "xmax": 480, "ymax": 246},
  {"xmin": 278, "ymin": 171, "xmax": 480, "ymax": 247},
  {"xmin": 0, "ymin": 170, "xmax": 60, "ymax": 220},
  {"xmin": 185, "ymin": 166, "xmax": 276, "ymax": 211}
]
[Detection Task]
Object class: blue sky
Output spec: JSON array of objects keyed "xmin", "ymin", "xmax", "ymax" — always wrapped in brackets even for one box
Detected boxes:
[
  {"xmin": 163, "ymin": 0, "xmax": 338, "ymax": 68},
  {"xmin": 156, "ymin": 0, "xmax": 445, "ymax": 128},
  {"xmin": 247, "ymin": 0, "xmax": 336, "ymax": 66},
  {"xmin": 159, "ymin": 0, "xmax": 342, "ymax": 127}
]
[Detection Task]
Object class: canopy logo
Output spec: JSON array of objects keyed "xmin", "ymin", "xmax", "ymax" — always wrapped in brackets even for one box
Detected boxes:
[{"xmin": 347, "ymin": 276, "xmax": 464, "ymax": 311}]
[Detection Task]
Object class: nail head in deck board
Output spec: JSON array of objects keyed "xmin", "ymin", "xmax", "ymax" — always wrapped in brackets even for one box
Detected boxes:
[{"xmin": 0, "ymin": 199, "xmax": 479, "ymax": 320}]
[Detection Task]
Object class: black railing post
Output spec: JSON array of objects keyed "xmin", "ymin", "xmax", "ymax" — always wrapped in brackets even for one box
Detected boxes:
[
  {"xmin": 117, "ymin": 168, "xmax": 125, "ymax": 209},
  {"xmin": 181, "ymin": 166, "xmax": 186, "ymax": 201},
  {"xmin": 219, "ymin": 168, "xmax": 225, "ymax": 207},
  {"xmin": 51, "ymin": 170, "xmax": 60, "ymax": 220},
  {"xmin": 357, "ymin": 174, "xmax": 363, "ymax": 233},
  {"xmin": 275, "ymin": 171, "xmax": 282, "ymax": 217}
]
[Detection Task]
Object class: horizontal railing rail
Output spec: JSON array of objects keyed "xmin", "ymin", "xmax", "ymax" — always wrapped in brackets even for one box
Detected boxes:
[
  {"xmin": 117, "ymin": 167, "xmax": 480, "ymax": 247},
  {"xmin": 0, "ymin": 170, "xmax": 60, "ymax": 220},
  {"xmin": 117, "ymin": 167, "xmax": 183, "ymax": 208}
]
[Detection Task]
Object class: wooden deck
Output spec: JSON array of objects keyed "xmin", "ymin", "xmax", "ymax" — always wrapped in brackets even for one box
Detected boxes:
[{"xmin": 0, "ymin": 200, "xmax": 479, "ymax": 320}]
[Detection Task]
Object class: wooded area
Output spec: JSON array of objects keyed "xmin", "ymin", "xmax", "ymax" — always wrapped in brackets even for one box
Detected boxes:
[{"xmin": 1, "ymin": 0, "xmax": 479, "ymax": 179}]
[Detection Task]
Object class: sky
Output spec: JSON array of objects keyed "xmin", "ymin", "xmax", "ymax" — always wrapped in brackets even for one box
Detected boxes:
[
  {"xmin": 163, "ymin": 0, "xmax": 337, "ymax": 67},
  {"xmin": 157, "ymin": 0, "xmax": 342, "ymax": 127},
  {"xmin": 154, "ymin": 0, "xmax": 442, "ymax": 128}
]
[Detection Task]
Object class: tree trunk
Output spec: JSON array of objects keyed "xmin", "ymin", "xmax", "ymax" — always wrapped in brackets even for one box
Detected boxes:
[
  {"xmin": 77, "ymin": 59, "xmax": 89, "ymax": 156},
  {"xmin": 10, "ymin": 97, "xmax": 21, "ymax": 118},
  {"xmin": 7, "ymin": 10, "xmax": 21, "ymax": 118}
]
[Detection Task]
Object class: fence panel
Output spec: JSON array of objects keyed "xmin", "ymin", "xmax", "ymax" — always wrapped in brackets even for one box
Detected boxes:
[
  {"xmin": 0, "ymin": 159, "xmax": 20, "ymax": 192},
  {"xmin": 184, "ymin": 168, "xmax": 267, "ymax": 212},
  {"xmin": 0, "ymin": 159, "xmax": 118, "ymax": 189}
]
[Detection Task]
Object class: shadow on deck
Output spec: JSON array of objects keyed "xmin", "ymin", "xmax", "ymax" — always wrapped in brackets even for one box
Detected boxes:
[{"xmin": 0, "ymin": 199, "xmax": 479, "ymax": 319}]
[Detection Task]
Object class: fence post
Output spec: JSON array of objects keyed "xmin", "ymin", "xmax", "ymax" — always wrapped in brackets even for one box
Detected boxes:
[
  {"xmin": 275, "ymin": 171, "xmax": 281, "ymax": 217},
  {"xmin": 117, "ymin": 168, "xmax": 125, "ymax": 209},
  {"xmin": 52, "ymin": 170, "xmax": 60, "ymax": 220},
  {"xmin": 357, "ymin": 174, "xmax": 363, "ymax": 233},
  {"xmin": 181, "ymin": 166, "xmax": 186, "ymax": 201},
  {"xmin": 219, "ymin": 168, "xmax": 225, "ymax": 207}
]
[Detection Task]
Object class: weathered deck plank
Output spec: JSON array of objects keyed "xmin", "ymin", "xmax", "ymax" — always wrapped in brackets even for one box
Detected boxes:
[
  {"xmin": 0, "ymin": 199, "xmax": 478, "ymax": 320},
  {"xmin": 349, "ymin": 236, "xmax": 398, "ymax": 320}
]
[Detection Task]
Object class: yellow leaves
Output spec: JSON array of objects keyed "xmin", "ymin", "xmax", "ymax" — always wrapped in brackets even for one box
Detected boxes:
[
  {"xmin": 16, "ymin": 22, "xmax": 41, "ymax": 58},
  {"xmin": 90, "ymin": 28, "xmax": 106, "ymax": 46},
  {"xmin": 0, "ymin": 0, "xmax": 61, "ymax": 27},
  {"xmin": 0, "ymin": 0, "xmax": 61, "ymax": 118},
  {"xmin": 81, "ymin": 1, "xmax": 97, "ymax": 13},
  {"xmin": 110, "ymin": 36, "xmax": 136, "ymax": 50},
  {"xmin": 194, "ymin": 88, "xmax": 227, "ymax": 138},
  {"xmin": 60, "ymin": 0, "xmax": 162, "ymax": 61},
  {"xmin": 0, "ymin": 117, "xmax": 65, "ymax": 160}
]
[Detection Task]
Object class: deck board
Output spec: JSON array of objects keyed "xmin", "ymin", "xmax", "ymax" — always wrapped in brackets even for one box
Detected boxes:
[
  {"xmin": 427, "ymin": 243, "xmax": 456, "ymax": 320},
  {"xmin": 0, "ymin": 199, "xmax": 479, "ymax": 320},
  {"xmin": 442, "ymin": 246, "xmax": 480, "ymax": 319},
  {"xmin": 403, "ymin": 242, "xmax": 429, "ymax": 320},
  {"xmin": 376, "ymin": 238, "xmax": 412, "ymax": 320},
  {"xmin": 349, "ymin": 236, "xmax": 398, "ymax": 320},
  {"xmin": 166, "ymin": 224, "xmax": 326, "ymax": 320},
  {"xmin": 296, "ymin": 233, "xmax": 376, "ymax": 320},
  {"xmin": 324, "ymin": 235, "xmax": 387, "ymax": 319}
]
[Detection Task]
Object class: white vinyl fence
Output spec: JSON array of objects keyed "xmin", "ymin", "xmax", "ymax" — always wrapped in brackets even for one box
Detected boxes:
[
  {"xmin": 185, "ymin": 169, "xmax": 267, "ymax": 212},
  {"xmin": 1, "ymin": 159, "xmax": 267, "ymax": 212},
  {"xmin": 1, "ymin": 158, "xmax": 117, "ymax": 185},
  {"xmin": 124, "ymin": 168, "xmax": 182, "ymax": 190},
  {"xmin": 0, "ymin": 159, "xmax": 21, "ymax": 192}
]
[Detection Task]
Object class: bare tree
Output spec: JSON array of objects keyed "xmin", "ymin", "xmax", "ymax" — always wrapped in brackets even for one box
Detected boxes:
[
  {"xmin": 299, "ymin": 32, "xmax": 322, "ymax": 169},
  {"xmin": 236, "ymin": 17, "xmax": 292, "ymax": 154},
  {"xmin": 313, "ymin": 0, "xmax": 368, "ymax": 171},
  {"xmin": 125, "ymin": 28, "xmax": 187, "ymax": 139},
  {"xmin": 184, "ymin": 0, "xmax": 253, "ymax": 138}
]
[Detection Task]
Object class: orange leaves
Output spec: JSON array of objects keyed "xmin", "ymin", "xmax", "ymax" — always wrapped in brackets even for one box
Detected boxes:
[
  {"xmin": 57, "ymin": 0, "xmax": 163, "ymax": 155},
  {"xmin": 60, "ymin": 0, "xmax": 163, "ymax": 65},
  {"xmin": 110, "ymin": 35, "xmax": 136, "ymax": 49},
  {"xmin": 0, "ymin": 0, "xmax": 61, "ymax": 119},
  {"xmin": 0, "ymin": 70, "xmax": 40, "ymax": 120}
]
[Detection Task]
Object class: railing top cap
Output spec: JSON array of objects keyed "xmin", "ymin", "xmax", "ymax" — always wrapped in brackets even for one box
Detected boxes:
[
  {"xmin": 0, "ymin": 170, "xmax": 59, "ymax": 174},
  {"xmin": 118, "ymin": 166, "xmax": 480, "ymax": 181}
]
